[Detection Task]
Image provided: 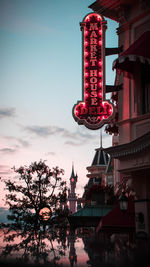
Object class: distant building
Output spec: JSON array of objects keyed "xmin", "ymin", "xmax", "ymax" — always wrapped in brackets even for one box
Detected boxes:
[
  {"xmin": 67, "ymin": 144, "xmax": 114, "ymax": 228},
  {"xmin": 68, "ymin": 164, "xmax": 78, "ymax": 214},
  {"xmin": 82, "ymin": 143, "xmax": 114, "ymax": 206},
  {"xmin": 86, "ymin": 145, "xmax": 109, "ymax": 187}
]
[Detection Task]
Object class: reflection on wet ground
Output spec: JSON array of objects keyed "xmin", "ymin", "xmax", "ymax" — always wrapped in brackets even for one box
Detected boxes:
[{"xmin": 0, "ymin": 227, "xmax": 150, "ymax": 267}]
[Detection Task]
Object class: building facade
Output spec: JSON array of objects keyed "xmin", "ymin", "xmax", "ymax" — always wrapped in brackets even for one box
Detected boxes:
[{"xmin": 90, "ymin": 0, "xmax": 150, "ymax": 235}]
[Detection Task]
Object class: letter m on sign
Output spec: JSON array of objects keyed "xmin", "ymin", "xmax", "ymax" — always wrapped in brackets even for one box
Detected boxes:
[{"xmin": 90, "ymin": 23, "xmax": 98, "ymax": 30}]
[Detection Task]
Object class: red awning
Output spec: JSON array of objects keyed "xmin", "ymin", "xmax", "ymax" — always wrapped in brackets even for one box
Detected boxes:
[
  {"xmin": 96, "ymin": 196, "xmax": 135, "ymax": 233},
  {"xmin": 113, "ymin": 31, "xmax": 150, "ymax": 74}
]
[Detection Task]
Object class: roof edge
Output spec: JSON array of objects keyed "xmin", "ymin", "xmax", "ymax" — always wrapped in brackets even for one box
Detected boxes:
[{"xmin": 104, "ymin": 131, "xmax": 150, "ymax": 158}]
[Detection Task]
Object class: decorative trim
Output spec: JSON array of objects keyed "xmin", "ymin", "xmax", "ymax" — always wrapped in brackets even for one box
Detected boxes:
[
  {"xmin": 113, "ymin": 54, "xmax": 150, "ymax": 71},
  {"xmin": 104, "ymin": 131, "xmax": 150, "ymax": 158}
]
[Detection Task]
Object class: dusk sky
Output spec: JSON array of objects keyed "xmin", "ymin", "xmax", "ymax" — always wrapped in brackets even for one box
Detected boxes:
[{"xmin": 0, "ymin": 0, "xmax": 118, "ymax": 207}]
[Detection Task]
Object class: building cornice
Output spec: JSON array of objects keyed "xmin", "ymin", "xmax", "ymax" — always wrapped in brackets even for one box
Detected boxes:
[
  {"xmin": 89, "ymin": 0, "xmax": 139, "ymax": 22},
  {"xmin": 104, "ymin": 131, "xmax": 150, "ymax": 158},
  {"xmin": 89, "ymin": 1, "xmax": 150, "ymax": 33}
]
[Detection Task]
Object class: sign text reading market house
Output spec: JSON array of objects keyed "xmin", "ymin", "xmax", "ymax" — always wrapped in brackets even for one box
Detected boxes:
[{"xmin": 73, "ymin": 13, "xmax": 114, "ymax": 130}]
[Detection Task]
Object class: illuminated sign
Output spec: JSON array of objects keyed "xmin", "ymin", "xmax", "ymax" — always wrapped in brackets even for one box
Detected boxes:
[{"xmin": 73, "ymin": 13, "xmax": 114, "ymax": 130}]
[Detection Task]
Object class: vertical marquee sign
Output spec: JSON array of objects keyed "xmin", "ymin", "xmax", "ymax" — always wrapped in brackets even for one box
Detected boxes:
[{"xmin": 73, "ymin": 13, "xmax": 114, "ymax": 130}]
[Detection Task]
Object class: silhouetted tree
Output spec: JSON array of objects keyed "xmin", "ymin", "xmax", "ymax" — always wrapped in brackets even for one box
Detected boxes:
[
  {"xmin": 0, "ymin": 226, "xmax": 68, "ymax": 266},
  {"xmin": 3, "ymin": 160, "xmax": 67, "ymax": 228}
]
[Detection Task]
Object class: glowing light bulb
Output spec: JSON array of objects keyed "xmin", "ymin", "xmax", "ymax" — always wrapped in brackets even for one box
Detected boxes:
[
  {"xmin": 85, "ymin": 16, "xmax": 90, "ymax": 22},
  {"xmin": 85, "ymin": 41, "xmax": 89, "ymax": 46}
]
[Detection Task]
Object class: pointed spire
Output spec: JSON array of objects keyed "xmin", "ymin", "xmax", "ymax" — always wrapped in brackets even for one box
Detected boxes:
[
  {"xmin": 70, "ymin": 162, "xmax": 75, "ymax": 178},
  {"xmin": 92, "ymin": 148, "xmax": 109, "ymax": 166}
]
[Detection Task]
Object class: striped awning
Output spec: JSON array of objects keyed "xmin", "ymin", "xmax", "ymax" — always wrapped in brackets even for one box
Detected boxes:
[{"xmin": 113, "ymin": 31, "xmax": 150, "ymax": 74}]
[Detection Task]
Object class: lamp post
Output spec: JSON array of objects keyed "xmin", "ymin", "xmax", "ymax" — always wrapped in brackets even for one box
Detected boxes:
[{"xmin": 119, "ymin": 192, "xmax": 128, "ymax": 213}]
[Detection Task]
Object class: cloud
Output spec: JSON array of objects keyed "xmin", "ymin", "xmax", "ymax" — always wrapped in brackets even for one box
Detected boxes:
[
  {"xmin": 0, "ymin": 164, "xmax": 8, "ymax": 169},
  {"xmin": 24, "ymin": 125, "xmax": 74, "ymax": 139},
  {"xmin": 24, "ymin": 124, "xmax": 110, "ymax": 147},
  {"xmin": 16, "ymin": 138, "xmax": 30, "ymax": 147},
  {"xmin": 0, "ymin": 136, "xmax": 30, "ymax": 159},
  {"xmin": 0, "ymin": 107, "xmax": 16, "ymax": 119},
  {"xmin": 0, "ymin": 165, "xmax": 13, "ymax": 176},
  {"xmin": 45, "ymin": 152, "xmax": 56, "ymax": 156},
  {"xmin": 25, "ymin": 125, "xmax": 54, "ymax": 137},
  {"xmin": 5, "ymin": 136, "xmax": 30, "ymax": 148},
  {"xmin": 24, "ymin": 125, "xmax": 94, "ymax": 140},
  {"xmin": 64, "ymin": 141, "xmax": 83, "ymax": 146},
  {"xmin": 0, "ymin": 148, "xmax": 16, "ymax": 154}
]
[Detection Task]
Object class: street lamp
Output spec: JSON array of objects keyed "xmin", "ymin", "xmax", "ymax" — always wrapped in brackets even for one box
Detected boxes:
[{"xmin": 119, "ymin": 192, "xmax": 128, "ymax": 213}]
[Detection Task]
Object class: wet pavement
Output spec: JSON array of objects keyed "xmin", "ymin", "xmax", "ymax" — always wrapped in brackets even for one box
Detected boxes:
[{"xmin": 0, "ymin": 227, "xmax": 150, "ymax": 267}]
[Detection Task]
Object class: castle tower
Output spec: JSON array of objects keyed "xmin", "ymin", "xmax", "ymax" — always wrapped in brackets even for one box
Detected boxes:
[{"xmin": 68, "ymin": 163, "xmax": 78, "ymax": 214}]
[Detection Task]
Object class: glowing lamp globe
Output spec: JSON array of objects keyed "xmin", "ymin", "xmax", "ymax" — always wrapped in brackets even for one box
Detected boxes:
[{"xmin": 39, "ymin": 207, "xmax": 51, "ymax": 221}]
